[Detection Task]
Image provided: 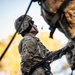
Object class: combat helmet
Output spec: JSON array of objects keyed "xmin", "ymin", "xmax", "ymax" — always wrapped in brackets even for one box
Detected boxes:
[{"xmin": 15, "ymin": 15, "xmax": 34, "ymax": 34}]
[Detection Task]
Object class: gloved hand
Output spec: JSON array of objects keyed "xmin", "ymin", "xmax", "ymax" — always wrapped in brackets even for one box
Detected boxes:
[
  {"xmin": 32, "ymin": 0, "xmax": 39, "ymax": 2},
  {"xmin": 59, "ymin": 42, "xmax": 74, "ymax": 56}
]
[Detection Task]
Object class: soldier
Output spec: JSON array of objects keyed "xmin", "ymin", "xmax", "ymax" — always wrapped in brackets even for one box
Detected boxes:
[
  {"xmin": 39, "ymin": 0, "xmax": 75, "ymax": 73},
  {"xmin": 14, "ymin": 14, "xmax": 53, "ymax": 75}
]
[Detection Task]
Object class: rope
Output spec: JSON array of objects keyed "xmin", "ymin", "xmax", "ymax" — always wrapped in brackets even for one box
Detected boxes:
[{"xmin": 0, "ymin": 0, "xmax": 33, "ymax": 61}]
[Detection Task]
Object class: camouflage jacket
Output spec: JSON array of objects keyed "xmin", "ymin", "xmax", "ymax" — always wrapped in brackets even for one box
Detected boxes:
[
  {"xmin": 18, "ymin": 33, "xmax": 52, "ymax": 74},
  {"xmin": 41, "ymin": 0, "xmax": 75, "ymax": 70}
]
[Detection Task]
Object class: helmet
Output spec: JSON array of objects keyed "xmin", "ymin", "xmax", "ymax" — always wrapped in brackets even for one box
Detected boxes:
[{"xmin": 15, "ymin": 15, "xmax": 33, "ymax": 34}]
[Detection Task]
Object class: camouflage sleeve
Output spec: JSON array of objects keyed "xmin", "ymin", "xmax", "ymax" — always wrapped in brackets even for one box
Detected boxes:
[
  {"xmin": 39, "ymin": 41, "xmax": 53, "ymax": 58},
  {"xmin": 20, "ymin": 36, "xmax": 36, "ymax": 62},
  {"xmin": 43, "ymin": 46, "xmax": 53, "ymax": 57}
]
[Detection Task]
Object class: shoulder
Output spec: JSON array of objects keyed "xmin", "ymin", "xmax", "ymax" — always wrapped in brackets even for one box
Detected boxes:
[
  {"xmin": 23, "ymin": 35, "xmax": 36, "ymax": 42},
  {"xmin": 21, "ymin": 35, "xmax": 37, "ymax": 46}
]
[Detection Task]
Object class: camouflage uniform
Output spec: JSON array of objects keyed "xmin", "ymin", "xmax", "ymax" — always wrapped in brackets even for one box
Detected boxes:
[
  {"xmin": 15, "ymin": 15, "xmax": 53, "ymax": 75},
  {"xmin": 18, "ymin": 33, "xmax": 52, "ymax": 75},
  {"xmin": 40, "ymin": 0, "xmax": 75, "ymax": 71}
]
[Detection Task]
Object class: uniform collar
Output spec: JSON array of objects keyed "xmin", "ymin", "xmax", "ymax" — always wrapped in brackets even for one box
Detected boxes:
[{"xmin": 24, "ymin": 33, "xmax": 39, "ymax": 41}]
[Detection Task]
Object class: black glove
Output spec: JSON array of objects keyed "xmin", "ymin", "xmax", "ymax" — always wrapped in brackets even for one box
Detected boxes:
[{"xmin": 32, "ymin": 0, "xmax": 39, "ymax": 2}]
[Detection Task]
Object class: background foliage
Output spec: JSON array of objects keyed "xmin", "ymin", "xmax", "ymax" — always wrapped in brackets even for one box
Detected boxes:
[{"xmin": 0, "ymin": 32, "xmax": 63, "ymax": 75}]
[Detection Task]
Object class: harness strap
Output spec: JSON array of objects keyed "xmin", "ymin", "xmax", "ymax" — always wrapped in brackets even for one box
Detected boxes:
[{"xmin": 71, "ymin": 71, "xmax": 73, "ymax": 75}]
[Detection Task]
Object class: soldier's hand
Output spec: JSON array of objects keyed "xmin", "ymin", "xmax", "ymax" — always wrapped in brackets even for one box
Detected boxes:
[
  {"xmin": 32, "ymin": 0, "xmax": 39, "ymax": 2},
  {"xmin": 59, "ymin": 42, "xmax": 74, "ymax": 56}
]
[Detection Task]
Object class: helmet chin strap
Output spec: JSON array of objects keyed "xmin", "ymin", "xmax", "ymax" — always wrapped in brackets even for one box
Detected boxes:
[{"xmin": 30, "ymin": 31, "xmax": 38, "ymax": 34}]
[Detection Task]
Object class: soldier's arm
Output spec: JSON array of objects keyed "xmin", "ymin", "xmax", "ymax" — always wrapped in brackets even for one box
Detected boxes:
[{"xmin": 39, "ymin": 41, "xmax": 53, "ymax": 57}]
